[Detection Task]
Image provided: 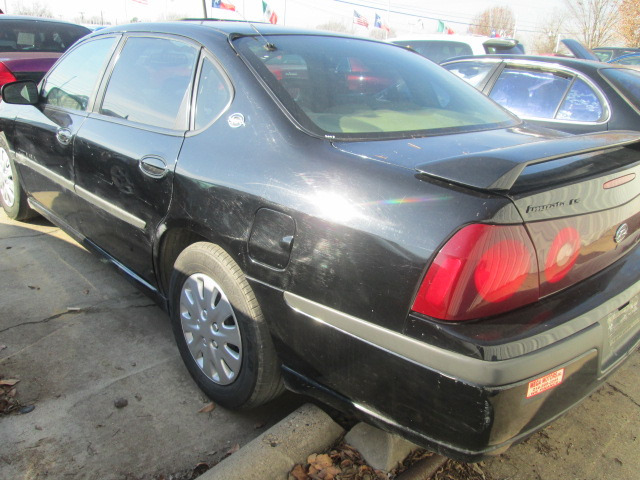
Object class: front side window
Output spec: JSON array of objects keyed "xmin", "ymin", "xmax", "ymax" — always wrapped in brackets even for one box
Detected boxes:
[
  {"xmin": 444, "ymin": 61, "xmax": 496, "ymax": 88},
  {"xmin": 489, "ymin": 67, "xmax": 572, "ymax": 119},
  {"xmin": 100, "ymin": 36, "xmax": 198, "ymax": 130},
  {"xmin": 235, "ymin": 35, "xmax": 516, "ymax": 140},
  {"xmin": 42, "ymin": 36, "xmax": 117, "ymax": 111}
]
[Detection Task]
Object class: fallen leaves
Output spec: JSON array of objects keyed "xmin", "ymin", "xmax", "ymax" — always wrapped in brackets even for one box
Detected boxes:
[
  {"xmin": 198, "ymin": 402, "xmax": 216, "ymax": 413},
  {"xmin": 0, "ymin": 376, "xmax": 25, "ymax": 415},
  {"xmin": 432, "ymin": 460, "xmax": 492, "ymax": 480},
  {"xmin": 289, "ymin": 443, "xmax": 387, "ymax": 480}
]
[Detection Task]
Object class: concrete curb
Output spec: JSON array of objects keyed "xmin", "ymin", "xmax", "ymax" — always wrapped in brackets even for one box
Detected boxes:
[{"xmin": 201, "ymin": 403, "xmax": 345, "ymax": 480}]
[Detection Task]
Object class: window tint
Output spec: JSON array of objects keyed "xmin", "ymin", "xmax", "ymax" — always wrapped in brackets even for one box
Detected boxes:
[
  {"xmin": 101, "ymin": 37, "xmax": 198, "ymax": 129},
  {"xmin": 613, "ymin": 55, "xmax": 640, "ymax": 65},
  {"xmin": 444, "ymin": 61, "xmax": 495, "ymax": 87},
  {"xmin": 393, "ymin": 40, "xmax": 473, "ymax": 63},
  {"xmin": 194, "ymin": 58, "xmax": 232, "ymax": 130},
  {"xmin": 556, "ymin": 78, "xmax": 603, "ymax": 122},
  {"xmin": 600, "ymin": 68, "xmax": 640, "ymax": 111},
  {"xmin": 489, "ymin": 68, "xmax": 571, "ymax": 119},
  {"xmin": 42, "ymin": 36, "xmax": 117, "ymax": 111},
  {"xmin": 0, "ymin": 19, "xmax": 89, "ymax": 53},
  {"xmin": 235, "ymin": 35, "xmax": 516, "ymax": 140}
]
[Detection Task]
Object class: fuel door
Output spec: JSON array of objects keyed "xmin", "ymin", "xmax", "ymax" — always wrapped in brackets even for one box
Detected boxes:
[{"xmin": 248, "ymin": 208, "xmax": 296, "ymax": 269}]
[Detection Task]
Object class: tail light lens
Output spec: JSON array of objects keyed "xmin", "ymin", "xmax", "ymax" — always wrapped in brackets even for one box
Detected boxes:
[
  {"xmin": 0, "ymin": 62, "xmax": 17, "ymax": 90},
  {"xmin": 412, "ymin": 224, "xmax": 540, "ymax": 321},
  {"xmin": 413, "ymin": 199, "xmax": 639, "ymax": 322}
]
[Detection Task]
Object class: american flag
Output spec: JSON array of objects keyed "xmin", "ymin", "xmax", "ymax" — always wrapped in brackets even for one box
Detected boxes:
[{"xmin": 353, "ymin": 10, "xmax": 369, "ymax": 28}]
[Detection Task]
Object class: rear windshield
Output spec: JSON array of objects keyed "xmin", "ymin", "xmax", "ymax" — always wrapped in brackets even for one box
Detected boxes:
[
  {"xmin": 234, "ymin": 35, "xmax": 517, "ymax": 140},
  {"xmin": 600, "ymin": 68, "xmax": 640, "ymax": 111},
  {"xmin": 0, "ymin": 19, "xmax": 89, "ymax": 53}
]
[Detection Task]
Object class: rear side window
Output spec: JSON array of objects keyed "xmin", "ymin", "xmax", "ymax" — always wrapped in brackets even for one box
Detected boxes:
[
  {"xmin": 0, "ymin": 19, "xmax": 89, "ymax": 53},
  {"xmin": 194, "ymin": 57, "xmax": 232, "ymax": 130},
  {"xmin": 489, "ymin": 67, "xmax": 572, "ymax": 119},
  {"xmin": 393, "ymin": 40, "xmax": 473, "ymax": 63},
  {"xmin": 600, "ymin": 68, "xmax": 640, "ymax": 111},
  {"xmin": 100, "ymin": 36, "xmax": 198, "ymax": 130},
  {"xmin": 444, "ymin": 61, "xmax": 495, "ymax": 87},
  {"xmin": 556, "ymin": 78, "xmax": 603, "ymax": 121},
  {"xmin": 42, "ymin": 37, "xmax": 117, "ymax": 111}
]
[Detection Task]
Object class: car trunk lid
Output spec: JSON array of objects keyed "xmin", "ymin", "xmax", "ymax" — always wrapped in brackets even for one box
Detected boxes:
[{"xmin": 334, "ymin": 128, "xmax": 640, "ymax": 306}]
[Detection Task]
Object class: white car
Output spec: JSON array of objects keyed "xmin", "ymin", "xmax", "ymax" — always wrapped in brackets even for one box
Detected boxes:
[{"xmin": 390, "ymin": 34, "xmax": 524, "ymax": 63}]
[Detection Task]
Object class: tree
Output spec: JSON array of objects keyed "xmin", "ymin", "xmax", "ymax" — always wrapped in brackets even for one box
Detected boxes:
[
  {"xmin": 316, "ymin": 21, "xmax": 350, "ymax": 33},
  {"xmin": 469, "ymin": 6, "xmax": 516, "ymax": 37},
  {"xmin": 564, "ymin": 0, "xmax": 620, "ymax": 47},
  {"xmin": 15, "ymin": 1, "xmax": 53, "ymax": 18},
  {"xmin": 618, "ymin": 0, "xmax": 640, "ymax": 47},
  {"xmin": 532, "ymin": 12, "xmax": 567, "ymax": 54}
]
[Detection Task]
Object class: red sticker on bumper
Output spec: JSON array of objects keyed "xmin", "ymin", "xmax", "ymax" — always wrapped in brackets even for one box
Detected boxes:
[{"xmin": 526, "ymin": 368, "xmax": 565, "ymax": 398}]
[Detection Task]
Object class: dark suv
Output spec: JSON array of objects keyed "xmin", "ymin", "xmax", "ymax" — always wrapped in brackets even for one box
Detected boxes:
[{"xmin": 1, "ymin": 21, "xmax": 639, "ymax": 460}]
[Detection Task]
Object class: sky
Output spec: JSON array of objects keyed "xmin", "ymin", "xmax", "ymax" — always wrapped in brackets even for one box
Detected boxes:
[{"xmin": 3, "ymin": 0, "xmax": 567, "ymax": 47}]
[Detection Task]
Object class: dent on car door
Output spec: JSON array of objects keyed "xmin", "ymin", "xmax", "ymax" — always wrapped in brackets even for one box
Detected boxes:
[
  {"xmin": 10, "ymin": 36, "xmax": 118, "ymax": 227},
  {"xmin": 72, "ymin": 35, "xmax": 199, "ymax": 285},
  {"xmin": 487, "ymin": 65, "xmax": 607, "ymax": 133}
]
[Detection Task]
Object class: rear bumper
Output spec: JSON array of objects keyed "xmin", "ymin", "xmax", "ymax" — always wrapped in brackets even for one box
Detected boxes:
[{"xmin": 252, "ymin": 245, "xmax": 640, "ymax": 461}]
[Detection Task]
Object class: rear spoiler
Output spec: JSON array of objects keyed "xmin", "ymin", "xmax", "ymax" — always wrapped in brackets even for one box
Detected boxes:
[{"xmin": 415, "ymin": 131, "xmax": 640, "ymax": 192}]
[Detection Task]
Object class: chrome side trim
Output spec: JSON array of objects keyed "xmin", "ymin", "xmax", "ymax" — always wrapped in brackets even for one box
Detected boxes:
[
  {"xmin": 16, "ymin": 154, "xmax": 74, "ymax": 191},
  {"xmin": 75, "ymin": 185, "xmax": 146, "ymax": 230},
  {"xmin": 283, "ymin": 291, "xmax": 603, "ymax": 387}
]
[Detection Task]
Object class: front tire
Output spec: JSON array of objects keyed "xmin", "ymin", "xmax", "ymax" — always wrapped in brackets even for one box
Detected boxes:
[
  {"xmin": 0, "ymin": 136, "xmax": 37, "ymax": 221},
  {"xmin": 169, "ymin": 242, "xmax": 284, "ymax": 409}
]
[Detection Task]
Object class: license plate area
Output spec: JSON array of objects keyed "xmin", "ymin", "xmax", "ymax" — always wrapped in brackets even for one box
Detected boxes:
[{"xmin": 602, "ymin": 293, "xmax": 640, "ymax": 371}]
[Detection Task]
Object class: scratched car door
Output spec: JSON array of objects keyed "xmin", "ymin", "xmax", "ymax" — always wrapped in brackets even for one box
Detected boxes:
[{"xmin": 72, "ymin": 34, "xmax": 199, "ymax": 284}]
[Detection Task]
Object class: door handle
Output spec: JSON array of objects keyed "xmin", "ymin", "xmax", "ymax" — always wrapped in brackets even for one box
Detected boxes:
[
  {"xmin": 56, "ymin": 128, "xmax": 73, "ymax": 146},
  {"xmin": 139, "ymin": 155, "xmax": 168, "ymax": 178}
]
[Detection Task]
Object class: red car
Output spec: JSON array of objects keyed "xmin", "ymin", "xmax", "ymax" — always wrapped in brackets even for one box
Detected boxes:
[{"xmin": 0, "ymin": 15, "xmax": 90, "ymax": 90}]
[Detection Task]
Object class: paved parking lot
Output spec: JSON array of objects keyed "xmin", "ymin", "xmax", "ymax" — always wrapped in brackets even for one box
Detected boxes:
[
  {"xmin": 1, "ymin": 210, "xmax": 639, "ymax": 480},
  {"xmin": 0, "ymin": 211, "xmax": 302, "ymax": 479}
]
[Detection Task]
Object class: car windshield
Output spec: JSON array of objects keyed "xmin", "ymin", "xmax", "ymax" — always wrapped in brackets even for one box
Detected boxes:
[
  {"xmin": 0, "ymin": 19, "xmax": 89, "ymax": 53},
  {"xmin": 600, "ymin": 68, "xmax": 640, "ymax": 111},
  {"xmin": 234, "ymin": 35, "xmax": 517, "ymax": 140}
]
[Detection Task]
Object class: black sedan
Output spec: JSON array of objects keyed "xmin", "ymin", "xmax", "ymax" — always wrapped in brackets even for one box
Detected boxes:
[
  {"xmin": 442, "ymin": 54, "xmax": 640, "ymax": 134},
  {"xmin": 1, "ymin": 21, "xmax": 640, "ymax": 461}
]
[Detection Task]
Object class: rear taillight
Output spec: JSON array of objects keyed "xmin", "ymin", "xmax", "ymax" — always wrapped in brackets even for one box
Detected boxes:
[
  {"xmin": 544, "ymin": 227, "xmax": 580, "ymax": 283},
  {"xmin": 412, "ymin": 224, "xmax": 540, "ymax": 321},
  {"xmin": 0, "ymin": 63, "xmax": 17, "ymax": 90}
]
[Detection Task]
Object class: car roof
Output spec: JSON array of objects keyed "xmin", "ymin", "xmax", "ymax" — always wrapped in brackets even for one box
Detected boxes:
[
  {"xmin": 92, "ymin": 20, "xmax": 354, "ymax": 40},
  {"xmin": 0, "ymin": 14, "xmax": 89, "ymax": 27},
  {"xmin": 441, "ymin": 54, "xmax": 615, "ymax": 72},
  {"xmin": 390, "ymin": 34, "xmax": 493, "ymax": 47}
]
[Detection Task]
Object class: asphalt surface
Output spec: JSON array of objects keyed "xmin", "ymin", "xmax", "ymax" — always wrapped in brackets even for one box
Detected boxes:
[
  {"xmin": 0, "ymin": 211, "xmax": 302, "ymax": 479},
  {"xmin": 1, "ymin": 209, "xmax": 640, "ymax": 480}
]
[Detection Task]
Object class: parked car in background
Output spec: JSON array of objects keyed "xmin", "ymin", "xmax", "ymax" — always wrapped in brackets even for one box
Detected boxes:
[
  {"xmin": 594, "ymin": 46, "xmax": 640, "ymax": 62},
  {"xmin": 609, "ymin": 53, "xmax": 640, "ymax": 66},
  {"xmin": 1, "ymin": 21, "xmax": 640, "ymax": 461},
  {"xmin": 442, "ymin": 55, "xmax": 640, "ymax": 134},
  {"xmin": 390, "ymin": 34, "xmax": 524, "ymax": 63},
  {"xmin": 0, "ymin": 15, "xmax": 90, "ymax": 91}
]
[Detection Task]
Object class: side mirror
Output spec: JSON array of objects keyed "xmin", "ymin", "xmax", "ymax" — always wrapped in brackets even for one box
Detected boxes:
[{"xmin": 1, "ymin": 80, "xmax": 39, "ymax": 105}]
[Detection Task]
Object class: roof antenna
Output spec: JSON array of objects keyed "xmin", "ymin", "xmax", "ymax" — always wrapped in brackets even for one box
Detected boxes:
[{"xmin": 248, "ymin": 22, "xmax": 277, "ymax": 51}]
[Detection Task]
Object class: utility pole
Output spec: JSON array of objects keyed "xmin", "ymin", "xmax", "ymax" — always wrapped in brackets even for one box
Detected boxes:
[{"xmin": 202, "ymin": 0, "xmax": 207, "ymax": 18}]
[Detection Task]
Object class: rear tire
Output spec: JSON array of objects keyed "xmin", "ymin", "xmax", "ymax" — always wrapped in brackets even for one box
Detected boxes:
[
  {"xmin": 0, "ymin": 136, "xmax": 37, "ymax": 221},
  {"xmin": 169, "ymin": 242, "xmax": 284, "ymax": 409}
]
